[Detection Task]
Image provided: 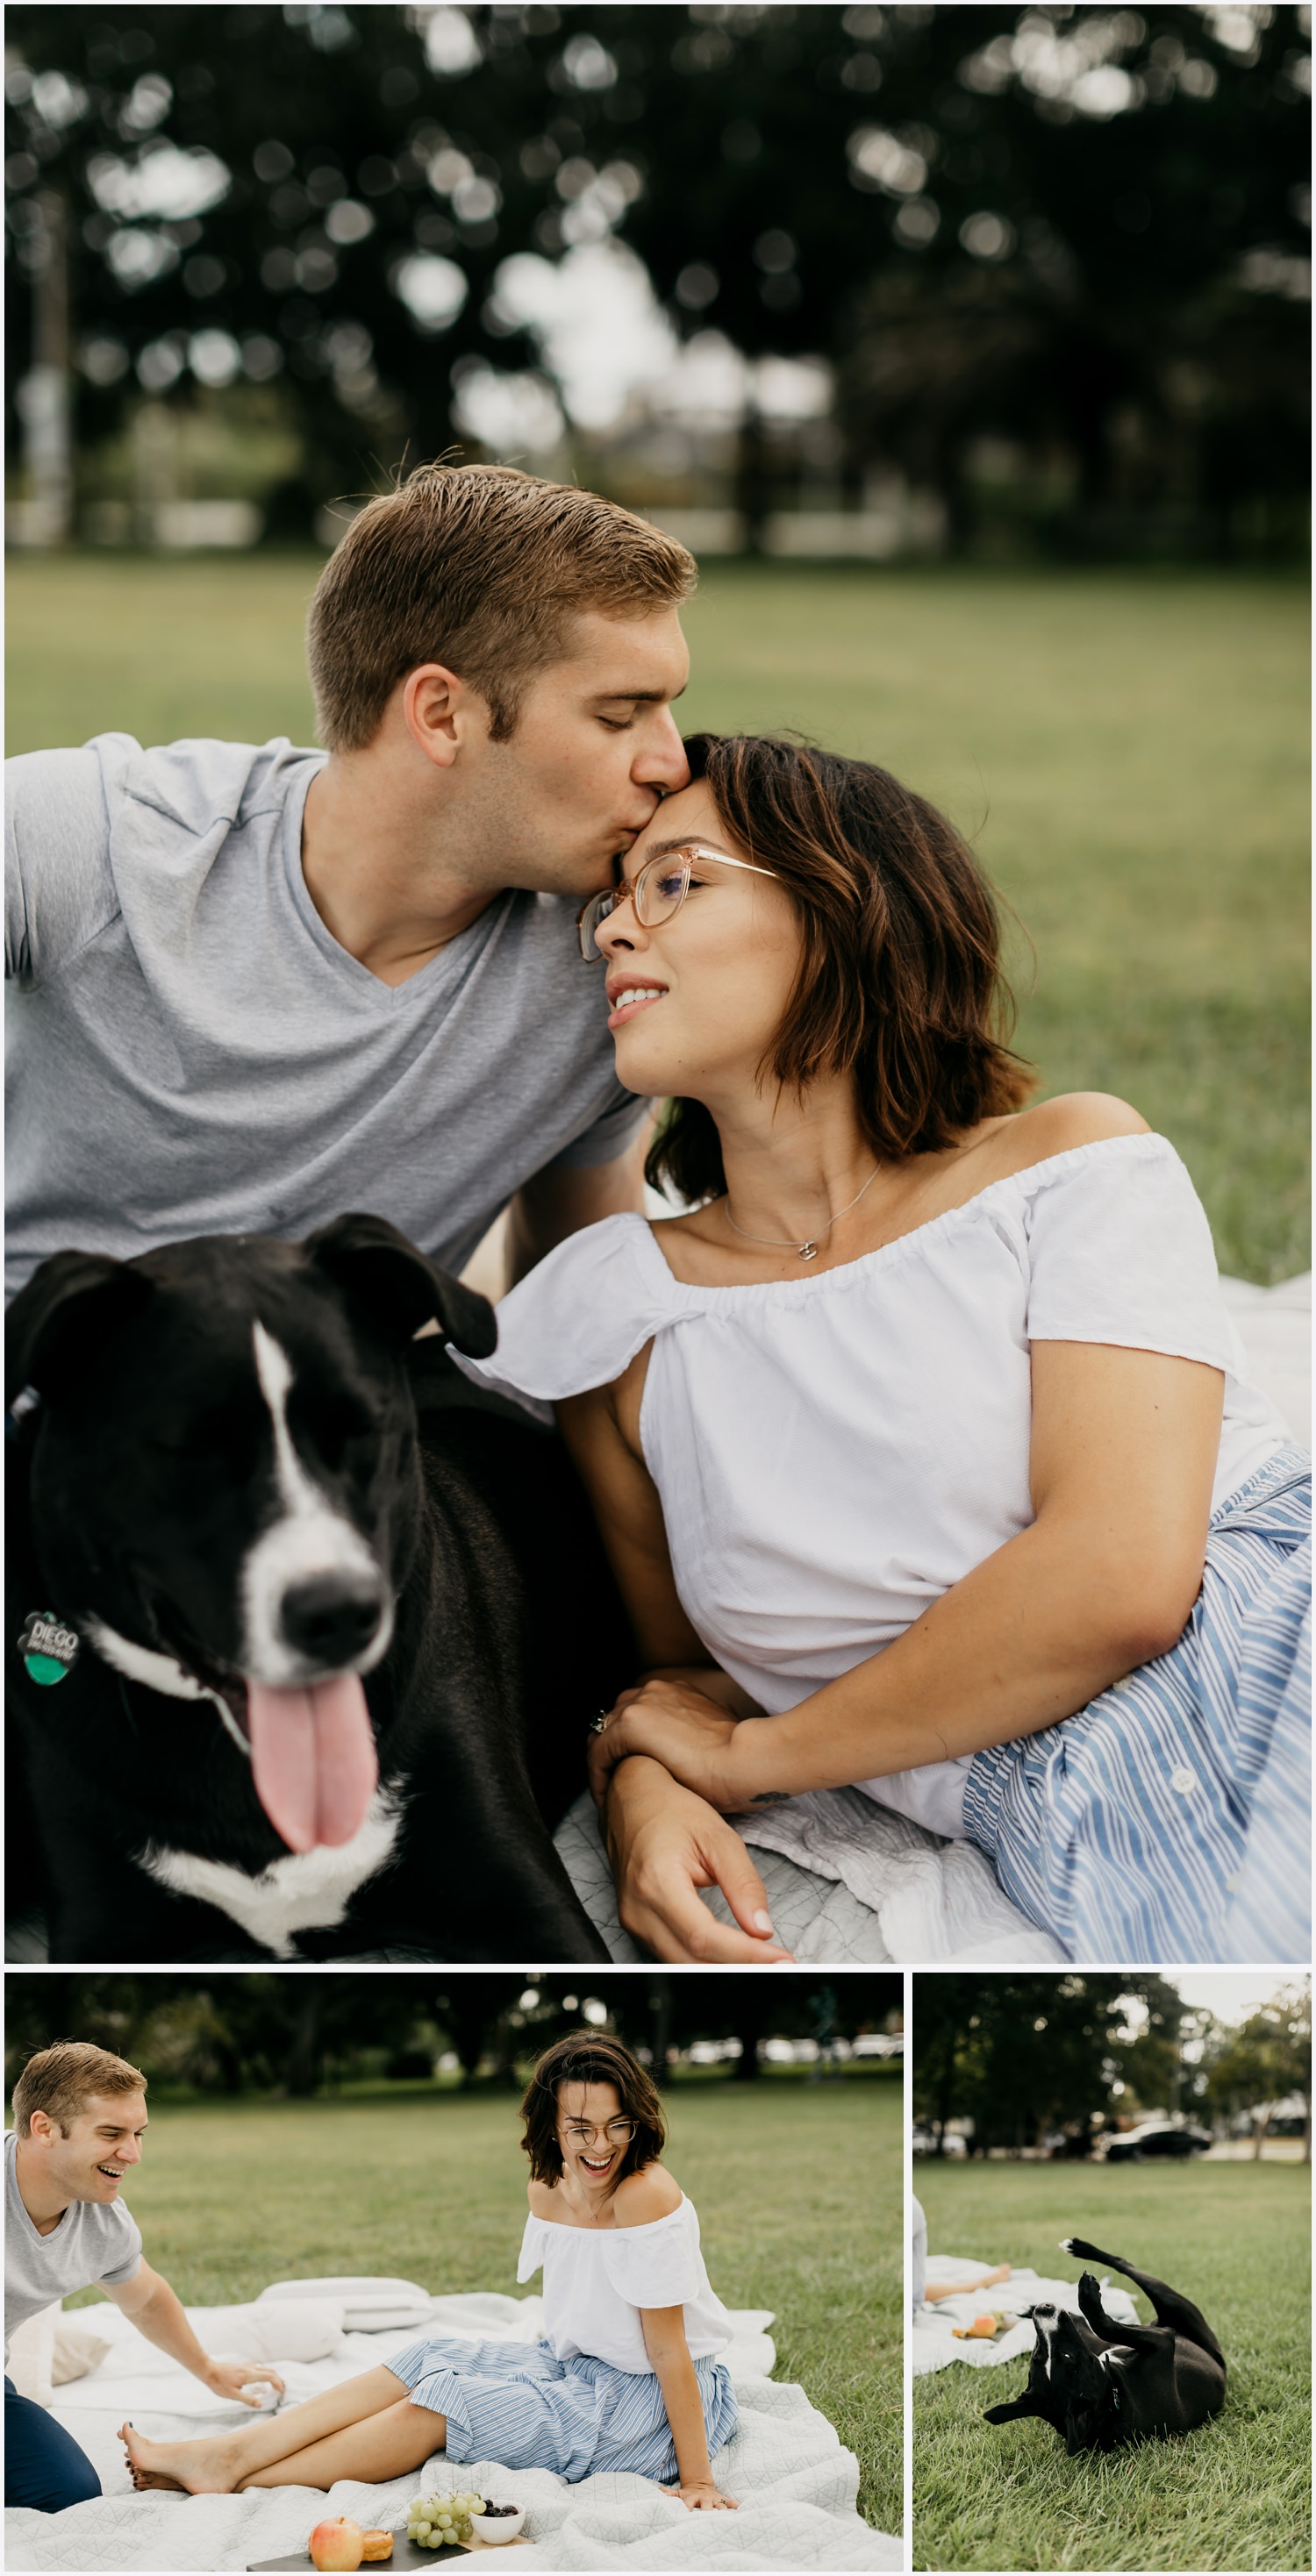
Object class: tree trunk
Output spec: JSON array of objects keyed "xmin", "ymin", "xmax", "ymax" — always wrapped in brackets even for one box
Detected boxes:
[
  {"xmin": 733, "ymin": 411, "xmax": 772, "ymax": 555},
  {"xmin": 1251, "ymin": 2107, "xmax": 1271, "ymax": 2159},
  {"xmin": 286, "ymin": 1991, "xmax": 322, "ymax": 2099},
  {"xmin": 648, "ymin": 1976, "xmax": 672, "ymax": 2090},
  {"xmin": 24, "ymin": 188, "xmax": 72, "ymax": 544}
]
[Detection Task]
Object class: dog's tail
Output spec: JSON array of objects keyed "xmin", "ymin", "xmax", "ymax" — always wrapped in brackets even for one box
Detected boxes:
[{"xmin": 1059, "ymin": 2238, "xmax": 1225, "ymax": 2370}]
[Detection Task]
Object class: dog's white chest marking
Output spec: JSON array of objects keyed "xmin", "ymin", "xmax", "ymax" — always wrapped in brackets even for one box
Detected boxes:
[
  {"xmin": 244, "ymin": 1321, "xmax": 391, "ymax": 1682},
  {"xmin": 139, "ymin": 1788, "xmax": 404, "ymax": 1959}
]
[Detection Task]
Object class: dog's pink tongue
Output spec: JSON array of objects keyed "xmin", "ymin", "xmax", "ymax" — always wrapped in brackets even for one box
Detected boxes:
[{"xmin": 246, "ymin": 1676, "xmax": 377, "ymax": 1853}]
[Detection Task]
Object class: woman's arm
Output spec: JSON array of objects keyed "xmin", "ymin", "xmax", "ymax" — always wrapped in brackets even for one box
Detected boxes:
[
  {"xmin": 640, "ymin": 2306, "xmax": 739, "ymax": 2510},
  {"xmin": 556, "ymin": 1358, "xmax": 759, "ymax": 1711},
  {"xmin": 557, "ymin": 1364, "xmax": 790, "ymax": 1958},
  {"xmin": 590, "ymin": 1339, "xmax": 1225, "ymax": 1809}
]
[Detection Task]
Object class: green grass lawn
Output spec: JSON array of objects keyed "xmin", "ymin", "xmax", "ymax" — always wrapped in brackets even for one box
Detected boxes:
[
  {"xmin": 62, "ymin": 2078, "xmax": 902, "ymax": 2535},
  {"xmin": 913, "ymin": 2158, "xmax": 1311, "ymax": 2571},
  {"xmin": 6, "ymin": 553, "xmax": 1308, "ymax": 1281}
]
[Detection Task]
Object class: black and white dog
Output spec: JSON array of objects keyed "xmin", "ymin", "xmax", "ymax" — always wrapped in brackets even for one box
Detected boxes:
[
  {"xmin": 983, "ymin": 2237, "xmax": 1227, "ymax": 2456},
  {"xmin": 6, "ymin": 1213, "xmax": 633, "ymax": 1963}
]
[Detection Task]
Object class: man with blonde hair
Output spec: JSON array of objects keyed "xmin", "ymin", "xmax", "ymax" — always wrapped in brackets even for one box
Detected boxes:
[
  {"xmin": 6, "ymin": 464, "xmax": 695, "ymax": 1300},
  {"xmin": 5, "ymin": 2041, "xmax": 283, "ymax": 2513}
]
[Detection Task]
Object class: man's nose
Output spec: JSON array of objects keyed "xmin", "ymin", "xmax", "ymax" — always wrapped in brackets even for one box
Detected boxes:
[
  {"xmin": 636, "ymin": 706, "xmax": 690, "ymax": 796},
  {"xmin": 119, "ymin": 2137, "xmax": 143, "ymax": 2164}
]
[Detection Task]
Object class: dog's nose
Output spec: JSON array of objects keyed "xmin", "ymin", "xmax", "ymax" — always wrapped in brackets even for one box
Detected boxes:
[{"xmin": 279, "ymin": 1573, "xmax": 385, "ymax": 1666}]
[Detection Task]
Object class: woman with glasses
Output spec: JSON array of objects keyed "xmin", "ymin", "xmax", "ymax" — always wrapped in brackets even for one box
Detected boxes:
[
  {"xmin": 119, "ymin": 2033, "xmax": 740, "ymax": 2511},
  {"xmin": 454, "ymin": 731, "xmax": 1306, "ymax": 1970}
]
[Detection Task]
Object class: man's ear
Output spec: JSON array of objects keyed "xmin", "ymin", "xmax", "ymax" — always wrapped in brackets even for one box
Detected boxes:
[
  {"xmin": 6, "ymin": 1252, "xmax": 153, "ymax": 1410},
  {"xmin": 305, "ymin": 1212, "xmax": 497, "ymax": 1359},
  {"xmin": 402, "ymin": 663, "xmax": 481, "ymax": 770}
]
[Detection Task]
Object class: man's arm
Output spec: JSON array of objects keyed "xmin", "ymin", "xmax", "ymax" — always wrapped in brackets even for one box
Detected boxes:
[
  {"xmin": 101, "ymin": 2260, "xmax": 284, "ymax": 2406},
  {"xmin": 505, "ymin": 1129, "xmax": 650, "ymax": 1286}
]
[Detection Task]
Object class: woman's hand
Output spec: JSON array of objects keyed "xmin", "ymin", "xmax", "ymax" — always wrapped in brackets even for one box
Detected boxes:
[
  {"xmin": 590, "ymin": 1678, "xmax": 752, "ymax": 1813},
  {"xmin": 604, "ymin": 1757, "xmax": 793, "ymax": 1962},
  {"xmin": 662, "ymin": 2479, "xmax": 740, "ymax": 2510}
]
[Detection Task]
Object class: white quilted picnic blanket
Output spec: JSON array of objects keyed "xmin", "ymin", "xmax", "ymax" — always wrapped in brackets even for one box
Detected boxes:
[
  {"xmin": 4, "ymin": 2293, "xmax": 900, "ymax": 2572},
  {"xmin": 555, "ymin": 1785, "xmax": 1062, "ymax": 1965},
  {"xmin": 912, "ymin": 2259, "xmax": 1139, "ymax": 2379}
]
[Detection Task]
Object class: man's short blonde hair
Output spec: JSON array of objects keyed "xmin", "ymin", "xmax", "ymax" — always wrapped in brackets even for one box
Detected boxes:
[
  {"xmin": 11, "ymin": 2041, "xmax": 147, "ymax": 2137},
  {"xmin": 306, "ymin": 461, "xmax": 697, "ymax": 751}
]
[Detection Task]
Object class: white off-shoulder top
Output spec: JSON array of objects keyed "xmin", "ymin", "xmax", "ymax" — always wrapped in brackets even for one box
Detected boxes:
[
  {"xmin": 460, "ymin": 1135, "xmax": 1290, "ymax": 1835},
  {"xmin": 517, "ymin": 2191, "xmax": 733, "ymax": 2375}
]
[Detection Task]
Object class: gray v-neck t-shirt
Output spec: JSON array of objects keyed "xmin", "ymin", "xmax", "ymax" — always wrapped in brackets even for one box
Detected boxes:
[
  {"xmin": 4, "ymin": 733, "xmax": 647, "ymax": 1299},
  {"xmin": 5, "ymin": 2130, "xmax": 142, "ymax": 2358}
]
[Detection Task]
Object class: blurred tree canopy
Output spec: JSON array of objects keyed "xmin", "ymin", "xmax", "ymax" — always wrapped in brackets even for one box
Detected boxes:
[
  {"xmin": 5, "ymin": 2, "xmax": 1310, "ymax": 547},
  {"xmin": 4, "ymin": 1969, "xmax": 902, "ymax": 2098},
  {"xmin": 1201, "ymin": 1983, "xmax": 1312, "ymax": 2156},
  {"xmin": 912, "ymin": 1972, "xmax": 1187, "ymax": 2150}
]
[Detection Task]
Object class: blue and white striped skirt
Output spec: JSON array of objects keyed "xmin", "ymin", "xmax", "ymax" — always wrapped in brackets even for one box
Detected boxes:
[
  {"xmin": 962, "ymin": 1443, "xmax": 1311, "ymax": 1963},
  {"xmin": 386, "ymin": 2331, "xmax": 739, "ymax": 2485}
]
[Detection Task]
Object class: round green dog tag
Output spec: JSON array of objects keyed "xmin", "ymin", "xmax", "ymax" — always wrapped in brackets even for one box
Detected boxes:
[{"xmin": 18, "ymin": 1609, "xmax": 79, "ymax": 1686}]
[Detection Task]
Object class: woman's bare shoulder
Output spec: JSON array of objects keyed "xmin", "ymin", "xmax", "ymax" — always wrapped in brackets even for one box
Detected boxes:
[
  {"xmin": 988, "ymin": 1092, "xmax": 1149, "ymax": 1179},
  {"xmin": 612, "ymin": 2162, "xmax": 683, "ymax": 2224},
  {"xmin": 526, "ymin": 2177, "xmax": 557, "ymax": 2216}
]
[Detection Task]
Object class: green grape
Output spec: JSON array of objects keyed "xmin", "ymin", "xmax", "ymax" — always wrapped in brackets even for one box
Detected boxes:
[{"xmin": 469, "ymin": 2499, "xmax": 487, "ymax": 2515}]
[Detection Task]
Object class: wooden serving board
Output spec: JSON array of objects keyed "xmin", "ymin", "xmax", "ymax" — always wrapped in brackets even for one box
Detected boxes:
[{"xmin": 249, "ymin": 2532, "xmax": 533, "ymax": 2571}]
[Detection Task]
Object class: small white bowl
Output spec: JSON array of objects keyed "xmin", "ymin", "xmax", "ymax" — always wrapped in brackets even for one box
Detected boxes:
[{"xmin": 473, "ymin": 2501, "xmax": 526, "ymax": 2545}]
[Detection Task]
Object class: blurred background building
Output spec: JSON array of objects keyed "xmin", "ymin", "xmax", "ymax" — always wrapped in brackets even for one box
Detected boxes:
[{"xmin": 5, "ymin": 1, "xmax": 1310, "ymax": 559}]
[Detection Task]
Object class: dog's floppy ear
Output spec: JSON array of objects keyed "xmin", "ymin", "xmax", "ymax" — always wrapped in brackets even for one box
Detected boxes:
[
  {"xmin": 6, "ymin": 1251, "xmax": 153, "ymax": 1411},
  {"xmin": 305, "ymin": 1212, "xmax": 497, "ymax": 1359}
]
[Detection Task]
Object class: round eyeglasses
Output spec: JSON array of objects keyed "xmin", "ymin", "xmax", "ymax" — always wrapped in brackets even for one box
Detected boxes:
[
  {"xmin": 561, "ymin": 2116, "xmax": 637, "ymax": 2147},
  {"xmin": 576, "ymin": 842, "xmax": 778, "ymax": 962}
]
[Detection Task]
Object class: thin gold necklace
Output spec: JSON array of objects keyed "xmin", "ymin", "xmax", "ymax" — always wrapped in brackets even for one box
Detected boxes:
[{"xmin": 723, "ymin": 1162, "xmax": 882, "ymax": 1260}]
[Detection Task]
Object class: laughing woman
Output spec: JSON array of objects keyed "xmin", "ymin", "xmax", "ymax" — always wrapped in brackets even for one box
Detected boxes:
[
  {"xmin": 457, "ymin": 732, "xmax": 1309, "ymax": 1969},
  {"xmin": 119, "ymin": 2034, "xmax": 739, "ymax": 2508}
]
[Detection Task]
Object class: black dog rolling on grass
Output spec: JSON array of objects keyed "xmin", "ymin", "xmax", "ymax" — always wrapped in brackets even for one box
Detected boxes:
[
  {"xmin": 983, "ymin": 2237, "xmax": 1227, "ymax": 2456},
  {"xmin": 6, "ymin": 1213, "xmax": 634, "ymax": 1963}
]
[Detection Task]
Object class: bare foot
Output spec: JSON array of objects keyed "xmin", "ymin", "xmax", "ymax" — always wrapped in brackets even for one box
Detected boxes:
[
  {"xmin": 118, "ymin": 2421, "xmax": 245, "ymax": 2497},
  {"xmin": 983, "ymin": 2263, "xmax": 1012, "ymax": 2286}
]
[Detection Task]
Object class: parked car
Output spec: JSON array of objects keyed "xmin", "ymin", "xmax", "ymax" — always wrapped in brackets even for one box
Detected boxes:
[{"xmin": 1101, "ymin": 2119, "xmax": 1213, "ymax": 2162}]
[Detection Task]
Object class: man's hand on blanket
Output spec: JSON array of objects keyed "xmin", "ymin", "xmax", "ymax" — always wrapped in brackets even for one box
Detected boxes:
[
  {"xmin": 662, "ymin": 2479, "xmax": 741, "ymax": 2510},
  {"xmin": 590, "ymin": 1677, "xmax": 753, "ymax": 1813},
  {"xmin": 203, "ymin": 2360, "xmax": 287, "ymax": 2406},
  {"xmin": 604, "ymin": 1757, "xmax": 794, "ymax": 1962}
]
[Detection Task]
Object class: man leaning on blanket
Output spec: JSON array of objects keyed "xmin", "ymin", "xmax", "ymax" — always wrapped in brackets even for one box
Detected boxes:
[{"xmin": 5, "ymin": 2041, "xmax": 285, "ymax": 2513}]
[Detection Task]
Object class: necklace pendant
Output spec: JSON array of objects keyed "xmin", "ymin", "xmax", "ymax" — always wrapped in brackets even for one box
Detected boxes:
[{"xmin": 798, "ymin": 1242, "xmax": 819, "ymax": 1260}]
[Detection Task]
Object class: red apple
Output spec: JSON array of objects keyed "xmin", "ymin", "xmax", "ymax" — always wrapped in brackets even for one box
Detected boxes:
[{"xmin": 309, "ymin": 2515, "xmax": 366, "ymax": 2572}]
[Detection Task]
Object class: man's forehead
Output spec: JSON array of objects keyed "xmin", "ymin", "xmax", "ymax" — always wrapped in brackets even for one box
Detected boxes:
[
  {"xmin": 78, "ymin": 2092, "xmax": 147, "ymax": 2128},
  {"xmin": 560, "ymin": 603, "xmax": 690, "ymax": 694}
]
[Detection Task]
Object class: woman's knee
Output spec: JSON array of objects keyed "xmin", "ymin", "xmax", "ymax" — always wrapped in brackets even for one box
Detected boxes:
[{"xmin": 399, "ymin": 2400, "xmax": 447, "ymax": 2460}]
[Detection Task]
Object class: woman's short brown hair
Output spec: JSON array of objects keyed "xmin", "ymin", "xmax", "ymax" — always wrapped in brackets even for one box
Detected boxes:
[
  {"xmin": 646, "ymin": 731, "xmax": 1033, "ymax": 1207},
  {"xmin": 307, "ymin": 461, "xmax": 696, "ymax": 751},
  {"xmin": 11, "ymin": 2041, "xmax": 147, "ymax": 2138},
  {"xmin": 520, "ymin": 2031, "xmax": 666, "ymax": 2194}
]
